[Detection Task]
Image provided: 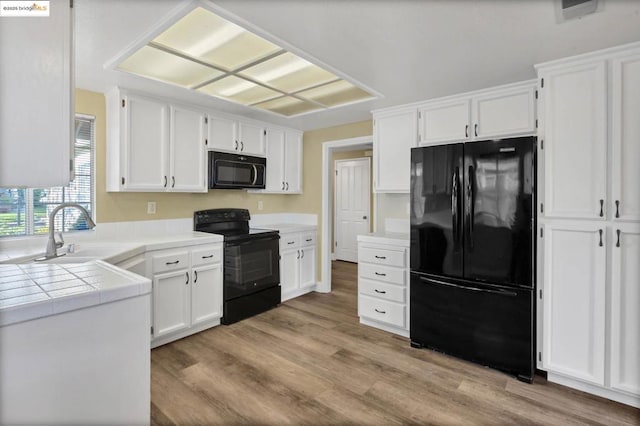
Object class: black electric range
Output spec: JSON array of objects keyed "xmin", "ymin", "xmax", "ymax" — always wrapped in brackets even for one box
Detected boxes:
[{"xmin": 194, "ymin": 209, "xmax": 280, "ymax": 324}]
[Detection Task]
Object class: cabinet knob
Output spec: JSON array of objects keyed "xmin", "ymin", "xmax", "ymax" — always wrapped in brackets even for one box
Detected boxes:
[{"xmin": 362, "ymin": 216, "xmax": 367, "ymax": 219}]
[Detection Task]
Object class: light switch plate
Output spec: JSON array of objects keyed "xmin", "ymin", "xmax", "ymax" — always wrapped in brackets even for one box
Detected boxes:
[
  {"xmin": 258, "ymin": 200, "xmax": 264, "ymax": 211},
  {"xmin": 147, "ymin": 201, "xmax": 156, "ymax": 214}
]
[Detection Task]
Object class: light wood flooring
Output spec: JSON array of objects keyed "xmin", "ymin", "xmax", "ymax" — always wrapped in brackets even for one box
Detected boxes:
[{"xmin": 151, "ymin": 261, "xmax": 639, "ymax": 425}]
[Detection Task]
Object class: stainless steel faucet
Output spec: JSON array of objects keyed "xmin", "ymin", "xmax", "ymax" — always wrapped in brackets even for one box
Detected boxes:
[{"xmin": 42, "ymin": 203, "xmax": 96, "ymax": 259}]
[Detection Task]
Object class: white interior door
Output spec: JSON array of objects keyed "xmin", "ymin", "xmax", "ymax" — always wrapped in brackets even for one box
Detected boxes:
[{"xmin": 335, "ymin": 158, "xmax": 370, "ymax": 262}]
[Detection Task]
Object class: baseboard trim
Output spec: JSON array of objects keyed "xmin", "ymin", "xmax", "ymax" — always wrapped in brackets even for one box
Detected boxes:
[{"xmin": 547, "ymin": 372, "xmax": 640, "ymax": 408}]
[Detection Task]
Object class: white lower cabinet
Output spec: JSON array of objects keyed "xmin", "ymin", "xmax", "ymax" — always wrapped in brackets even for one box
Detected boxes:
[
  {"xmin": 541, "ymin": 221, "xmax": 640, "ymax": 407},
  {"xmin": 149, "ymin": 243, "xmax": 223, "ymax": 348},
  {"xmin": 280, "ymin": 230, "xmax": 317, "ymax": 301},
  {"xmin": 610, "ymin": 224, "xmax": 640, "ymax": 396},
  {"xmin": 357, "ymin": 239, "xmax": 409, "ymax": 337}
]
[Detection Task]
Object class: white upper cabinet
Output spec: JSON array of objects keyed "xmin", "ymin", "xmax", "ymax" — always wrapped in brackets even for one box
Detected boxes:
[
  {"xmin": 538, "ymin": 61, "xmax": 607, "ymax": 220},
  {"xmin": 261, "ymin": 128, "xmax": 302, "ymax": 193},
  {"xmin": 417, "ymin": 80, "xmax": 536, "ymax": 146},
  {"xmin": 106, "ymin": 88, "xmax": 207, "ymax": 192},
  {"xmin": 373, "ymin": 108, "xmax": 418, "ymax": 193},
  {"xmin": 238, "ymin": 122, "xmax": 265, "ymax": 156},
  {"xmin": 542, "ymin": 222, "xmax": 606, "ymax": 385},
  {"xmin": 0, "ymin": 1, "xmax": 73, "ymax": 187},
  {"xmin": 169, "ymin": 105, "xmax": 207, "ymax": 192},
  {"xmin": 611, "ymin": 53, "xmax": 640, "ymax": 222},
  {"xmin": 120, "ymin": 93, "xmax": 169, "ymax": 191},
  {"xmin": 284, "ymin": 130, "xmax": 303, "ymax": 193},
  {"xmin": 472, "ymin": 85, "xmax": 536, "ymax": 140},
  {"xmin": 418, "ymin": 99, "xmax": 469, "ymax": 145},
  {"xmin": 207, "ymin": 115, "xmax": 237, "ymax": 152},
  {"xmin": 207, "ymin": 115, "xmax": 265, "ymax": 156},
  {"xmin": 264, "ymin": 129, "xmax": 285, "ymax": 192}
]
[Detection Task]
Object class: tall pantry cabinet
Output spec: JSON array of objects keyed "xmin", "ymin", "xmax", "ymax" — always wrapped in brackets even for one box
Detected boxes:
[{"xmin": 536, "ymin": 42, "xmax": 640, "ymax": 407}]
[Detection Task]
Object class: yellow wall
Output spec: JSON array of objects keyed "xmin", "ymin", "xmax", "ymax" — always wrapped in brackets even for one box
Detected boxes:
[{"xmin": 75, "ymin": 88, "xmax": 373, "ymax": 280}]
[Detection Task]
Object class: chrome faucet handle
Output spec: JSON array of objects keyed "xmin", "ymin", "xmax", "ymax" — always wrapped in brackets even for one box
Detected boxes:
[{"xmin": 55, "ymin": 232, "xmax": 64, "ymax": 249}]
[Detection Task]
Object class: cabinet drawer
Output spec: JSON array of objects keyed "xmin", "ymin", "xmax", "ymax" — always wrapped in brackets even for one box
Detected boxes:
[
  {"xmin": 152, "ymin": 251, "xmax": 189, "ymax": 274},
  {"xmin": 191, "ymin": 245, "xmax": 222, "ymax": 267},
  {"xmin": 359, "ymin": 278, "xmax": 405, "ymax": 303},
  {"xmin": 359, "ymin": 295, "xmax": 405, "ymax": 328},
  {"xmin": 358, "ymin": 246, "xmax": 405, "ymax": 267},
  {"xmin": 280, "ymin": 234, "xmax": 299, "ymax": 250},
  {"xmin": 300, "ymin": 232, "xmax": 316, "ymax": 247},
  {"xmin": 358, "ymin": 263, "xmax": 406, "ymax": 285}
]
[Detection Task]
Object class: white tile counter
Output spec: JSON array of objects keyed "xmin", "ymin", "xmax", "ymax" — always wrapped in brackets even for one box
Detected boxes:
[
  {"xmin": 0, "ymin": 260, "xmax": 150, "ymax": 327},
  {"xmin": 357, "ymin": 231, "xmax": 410, "ymax": 247}
]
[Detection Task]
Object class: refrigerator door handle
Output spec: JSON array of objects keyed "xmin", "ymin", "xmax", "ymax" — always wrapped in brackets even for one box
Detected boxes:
[
  {"xmin": 451, "ymin": 168, "xmax": 458, "ymax": 248},
  {"xmin": 467, "ymin": 165, "xmax": 474, "ymax": 250},
  {"xmin": 420, "ymin": 276, "xmax": 518, "ymax": 297}
]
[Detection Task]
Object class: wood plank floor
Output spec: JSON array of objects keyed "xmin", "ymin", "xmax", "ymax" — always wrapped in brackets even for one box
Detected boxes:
[{"xmin": 151, "ymin": 261, "xmax": 640, "ymax": 425}]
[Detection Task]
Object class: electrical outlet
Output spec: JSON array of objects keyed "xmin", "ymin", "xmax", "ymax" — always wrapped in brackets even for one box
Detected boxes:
[
  {"xmin": 147, "ymin": 201, "xmax": 156, "ymax": 214},
  {"xmin": 258, "ymin": 200, "xmax": 264, "ymax": 211}
]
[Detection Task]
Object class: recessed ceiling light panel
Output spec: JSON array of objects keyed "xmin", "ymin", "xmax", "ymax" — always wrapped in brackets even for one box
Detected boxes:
[
  {"xmin": 114, "ymin": 5, "xmax": 379, "ymax": 117},
  {"xmin": 117, "ymin": 45, "xmax": 224, "ymax": 88}
]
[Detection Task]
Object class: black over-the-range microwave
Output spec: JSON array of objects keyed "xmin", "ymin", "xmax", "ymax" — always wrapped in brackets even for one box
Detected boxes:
[{"xmin": 208, "ymin": 151, "xmax": 266, "ymax": 190}]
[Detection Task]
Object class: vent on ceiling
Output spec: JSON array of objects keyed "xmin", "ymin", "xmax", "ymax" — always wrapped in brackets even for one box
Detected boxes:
[{"xmin": 556, "ymin": 0, "xmax": 600, "ymax": 22}]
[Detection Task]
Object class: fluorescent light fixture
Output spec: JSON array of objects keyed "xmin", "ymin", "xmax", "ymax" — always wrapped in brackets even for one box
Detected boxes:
[
  {"xmin": 115, "ymin": 6, "xmax": 378, "ymax": 116},
  {"xmin": 198, "ymin": 76, "xmax": 281, "ymax": 105}
]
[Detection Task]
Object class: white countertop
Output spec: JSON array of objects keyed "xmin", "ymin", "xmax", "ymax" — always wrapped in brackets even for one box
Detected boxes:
[
  {"xmin": 0, "ymin": 231, "xmax": 224, "ymax": 327},
  {"xmin": 357, "ymin": 231, "xmax": 410, "ymax": 247},
  {"xmin": 260, "ymin": 223, "xmax": 317, "ymax": 233},
  {"xmin": 0, "ymin": 260, "xmax": 150, "ymax": 327}
]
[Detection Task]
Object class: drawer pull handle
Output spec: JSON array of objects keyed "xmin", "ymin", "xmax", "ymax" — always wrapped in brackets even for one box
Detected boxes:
[
  {"xmin": 165, "ymin": 260, "xmax": 180, "ymax": 265},
  {"xmin": 374, "ymin": 272, "xmax": 386, "ymax": 276},
  {"xmin": 287, "ymin": 241, "xmax": 295, "ymax": 245},
  {"xmin": 374, "ymin": 289, "xmax": 386, "ymax": 294},
  {"xmin": 374, "ymin": 255, "xmax": 386, "ymax": 259},
  {"xmin": 201, "ymin": 254, "xmax": 214, "ymax": 259},
  {"xmin": 374, "ymin": 309, "xmax": 386, "ymax": 314},
  {"xmin": 305, "ymin": 238, "xmax": 313, "ymax": 242}
]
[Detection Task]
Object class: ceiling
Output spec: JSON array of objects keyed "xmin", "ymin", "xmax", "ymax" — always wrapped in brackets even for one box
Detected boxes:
[{"xmin": 75, "ymin": 0, "xmax": 640, "ymax": 131}]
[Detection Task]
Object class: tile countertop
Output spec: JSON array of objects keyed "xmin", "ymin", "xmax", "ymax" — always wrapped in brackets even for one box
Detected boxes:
[
  {"xmin": 0, "ymin": 232, "xmax": 224, "ymax": 327},
  {"xmin": 0, "ymin": 261, "xmax": 150, "ymax": 327},
  {"xmin": 357, "ymin": 232, "xmax": 410, "ymax": 247}
]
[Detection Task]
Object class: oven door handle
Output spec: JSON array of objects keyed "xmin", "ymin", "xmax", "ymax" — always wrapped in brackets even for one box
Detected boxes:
[{"xmin": 231, "ymin": 235, "xmax": 279, "ymax": 246}]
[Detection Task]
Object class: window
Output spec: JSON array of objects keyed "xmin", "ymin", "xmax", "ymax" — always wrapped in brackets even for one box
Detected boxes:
[{"xmin": 0, "ymin": 115, "xmax": 95, "ymax": 237}]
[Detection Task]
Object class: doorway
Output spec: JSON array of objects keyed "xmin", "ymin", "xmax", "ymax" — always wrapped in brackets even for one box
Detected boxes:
[
  {"xmin": 319, "ymin": 136, "xmax": 373, "ymax": 294},
  {"xmin": 334, "ymin": 157, "xmax": 371, "ymax": 262}
]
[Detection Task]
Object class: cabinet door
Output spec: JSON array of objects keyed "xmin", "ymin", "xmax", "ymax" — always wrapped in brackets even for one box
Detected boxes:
[
  {"xmin": 472, "ymin": 86, "xmax": 536, "ymax": 140},
  {"xmin": 191, "ymin": 264, "xmax": 223, "ymax": 326},
  {"xmin": 0, "ymin": 1, "xmax": 72, "ymax": 187},
  {"xmin": 280, "ymin": 249, "xmax": 300, "ymax": 296},
  {"xmin": 610, "ymin": 224, "xmax": 640, "ymax": 395},
  {"xmin": 374, "ymin": 109, "xmax": 417, "ymax": 193},
  {"xmin": 539, "ymin": 62, "xmax": 607, "ymax": 220},
  {"xmin": 299, "ymin": 246, "xmax": 316, "ymax": 288},
  {"xmin": 542, "ymin": 222, "xmax": 606, "ymax": 385},
  {"xmin": 169, "ymin": 105, "xmax": 206, "ymax": 192},
  {"xmin": 284, "ymin": 130, "xmax": 302, "ymax": 193},
  {"xmin": 612, "ymin": 53, "xmax": 640, "ymax": 222},
  {"xmin": 238, "ymin": 122, "xmax": 265, "ymax": 156},
  {"xmin": 153, "ymin": 269, "xmax": 190, "ymax": 337},
  {"xmin": 207, "ymin": 115, "xmax": 237, "ymax": 152},
  {"xmin": 123, "ymin": 95, "xmax": 168, "ymax": 191},
  {"xmin": 264, "ymin": 128, "xmax": 285, "ymax": 191},
  {"xmin": 418, "ymin": 99, "xmax": 469, "ymax": 145}
]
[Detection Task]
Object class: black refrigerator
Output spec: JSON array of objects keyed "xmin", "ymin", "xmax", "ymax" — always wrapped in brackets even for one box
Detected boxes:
[{"xmin": 409, "ymin": 136, "xmax": 536, "ymax": 383}]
